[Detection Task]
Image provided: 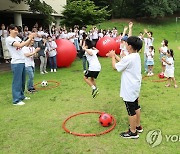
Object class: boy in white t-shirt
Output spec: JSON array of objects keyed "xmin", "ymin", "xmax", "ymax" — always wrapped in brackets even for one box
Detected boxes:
[
  {"xmin": 23, "ymin": 38, "xmax": 40, "ymax": 93},
  {"xmin": 6, "ymin": 24, "xmax": 36, "ymax": 105},
  {"xmin": 107, "ymin": 36, "xmax": 143, "ymax": 139},
  {"xmin": 82, "ymin": 39, "xmax": 101, "ymax": 98}
]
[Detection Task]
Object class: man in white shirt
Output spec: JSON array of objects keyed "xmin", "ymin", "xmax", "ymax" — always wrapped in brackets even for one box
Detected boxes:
[
  {"xmin": 107, "ymin": 36, "xmax": 143, "ymax": 139},
  {"xmin": 6, "ymin": 24, "xmax": 36, "ymax": 105}
]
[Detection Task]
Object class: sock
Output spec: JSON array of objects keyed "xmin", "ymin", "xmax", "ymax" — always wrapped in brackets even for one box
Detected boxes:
[{"xmin": 91, "ymin": 85, "xmax": 96, "ymax": 90}]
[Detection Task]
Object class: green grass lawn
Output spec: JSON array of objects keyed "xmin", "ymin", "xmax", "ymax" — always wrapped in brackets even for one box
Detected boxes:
[{"xmin": 0, "ymin": 18, "xmax": 180, "ymax": 153}]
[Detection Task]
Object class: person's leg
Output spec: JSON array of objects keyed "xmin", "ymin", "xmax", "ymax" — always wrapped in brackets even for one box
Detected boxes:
[
  {"xmin": 11, "ymin": 63, "xmax": 25, "ymax": 103},
  {"xmin": 53, "ymin": 56, "xmax": 57, "ymax": 71},
  {"xmin": 26, "ymin": 66, "xmax": 34, "ymax": 90},
  {"xmin": 90, "ymin": 77, "xmax": 96, "ymax": 87},
  {"xmin": 165, "ymin": 78, "xmax": 171, "ymax": 87},
  {"xmin": 44, "ymin": 56, "xmax": 48, "ymax": 72},
  {"xmin": 21, "ymin": 64, "xmax": 26, "ymax": 100},
  {"xmin": 171, "ymin": 77, "xmax": 178, "ymax": 87},
  {"xmin": 129, "ymin": 115, "xmax": 137, "ymax": 133},
  {"xmin": 82, "ymin": 56, "xmax": 87, "ymax": 71},
  {"xmin": 40, "ymin": 56, "xmax": 44, "ymax": 73},
  {"xmin": 48, "ymin": 57, "xmax": 53, "ymax": 71},
  {"xmin": 84, "ymin": 76, "xmax": 93, "ymax": 87}
]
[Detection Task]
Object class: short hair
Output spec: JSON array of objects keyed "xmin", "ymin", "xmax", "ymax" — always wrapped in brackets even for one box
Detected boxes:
[
  {"xmin": 127, "ymin": 36, "xmax": 143, "ymax": 52},
  {"xmin": 8, "ymin": 24, "xmax": 18, "ymax": 32},
  {"xmin": 85, "ymin": 39, "xmax": 93, "ymax": 49}
]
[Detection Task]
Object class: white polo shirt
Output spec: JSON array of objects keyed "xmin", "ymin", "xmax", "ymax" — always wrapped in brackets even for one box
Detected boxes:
[
  {"xmin": 6, "ymin": 36, "xmax": 25, "ymax": 64},
  {"xmin": 85, "ymin": 49, "xmax": 101, "ymax": 71},
  {"xmin": 115, "ymin": 53, "xmax": 142, "ymax": 102}
]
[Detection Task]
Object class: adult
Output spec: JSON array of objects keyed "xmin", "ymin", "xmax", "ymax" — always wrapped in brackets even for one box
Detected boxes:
[
  {"xmin": 6, "ymin": 24, "xmax": 36, "ymax": 105},
  {"xmin": 0, "ymin": 24, "xmax": 11, "ymax": 63}
]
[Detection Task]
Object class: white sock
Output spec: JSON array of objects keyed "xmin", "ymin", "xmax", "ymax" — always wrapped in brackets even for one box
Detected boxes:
[{"xmin": 91, "ymin": 85, "xmax": 96, "ymax": 90}]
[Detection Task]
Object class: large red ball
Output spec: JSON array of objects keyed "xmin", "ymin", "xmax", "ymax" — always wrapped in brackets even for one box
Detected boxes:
[
  {"xmin": 55, "ymin": 39, "xmax": 77, "ymax": 67},
  {"xmin": 99, "ymin": 113, "xmax": 112, "ymax": 127},
  {"xmin": 96, "ymin": 36, "xmax": 117, "ymax": 57},
  {"xmin": 114, "ymin": 36, "xmax": 122, "ymax": 54}
]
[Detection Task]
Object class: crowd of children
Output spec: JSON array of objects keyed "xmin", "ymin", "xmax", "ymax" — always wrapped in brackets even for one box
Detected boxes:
[{"xmin": 3, "ymin": 21, "xmax": 179, "ymax": 140}]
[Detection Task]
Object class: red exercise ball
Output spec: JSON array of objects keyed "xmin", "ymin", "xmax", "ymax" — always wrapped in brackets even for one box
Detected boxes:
[
  {"xmin": 55, "ymin": 39, "xmax": 77, "ymax": 67},
  {"xmin": 158, "ymin": 72, "xmax": 164, "ymax": 79},
  {"xmin": 96, "ymin": 36, "xmax": 117, "ymax": 57},
  {"xmin": 99, "ymin": 113, "xmax": 112, "ymax": 127},
  {"xmin": 114, "ymin": 36, "xmax": 122, "ymax": 54}
]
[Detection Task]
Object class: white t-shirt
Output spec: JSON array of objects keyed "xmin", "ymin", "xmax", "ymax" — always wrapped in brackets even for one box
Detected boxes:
[
  {"xmin": 165, "ymin": 57, "xmax": 174, "ymax": 71},
  {"xmin": 115, "ymin": 53, "xmax": 142, "ymax": 102},
  {"xmin": 92, "ymin": 31, "xmax": 98, "ymax": 39},
  {"xmin": 47, "ymin": 41, "xmax": 57, "ymax": 57},
  {"xmin": 68, "ymin": 32, "xmax": 75, "ymax": 43},
  {"xmin": 23, "ymin": 46, "xmax": 35, "ymax": 67},
  {"xmin": 0, "ymin": 30, "xmax": 8, "ymax": 40},
  {"xmin": 85, "ymin": 49, "xmax": 101, "ymax": 71},
  {"xmin": 6, "ymin": 36, "xmax": 25, "ymax": 64},
  {"xmin": 146, "ymin": 50, "xmax": 154, "ymax": 61},
  {"xmin": 160, "ymin": 46, "xmax": 168, "ymax": 55},
  {"xmin": 144, "ymin": 38, "xmax": 154, "ymax": 53}
]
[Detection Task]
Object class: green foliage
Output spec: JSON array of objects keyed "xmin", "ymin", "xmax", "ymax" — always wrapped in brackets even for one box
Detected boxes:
[
  {"xmin": 61, "ymin": 0, "xmax": 111, "ymax": 27},
  {"xmin": 10, "ymin": 0, "xmax": 55, "ymax": 25}
]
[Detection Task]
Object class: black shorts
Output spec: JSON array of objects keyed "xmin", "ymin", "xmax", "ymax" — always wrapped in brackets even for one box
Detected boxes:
[
  {"xmin": 84, "ymin": 70, "xmax": 100, "ymax": 79},
  {"xmin": 124, "ymin": 98, "xmax": 141, "ymax": 116}
]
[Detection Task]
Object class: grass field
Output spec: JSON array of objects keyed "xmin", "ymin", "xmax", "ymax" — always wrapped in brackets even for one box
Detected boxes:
[{"xmin": 0, "ymin": 18, "xmax": 180, "ymax": 154}]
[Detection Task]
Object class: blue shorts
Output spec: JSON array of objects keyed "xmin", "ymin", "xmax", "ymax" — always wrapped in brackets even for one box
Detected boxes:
[{"xmin": 146, "ymin": 60, "xmax": 154, "ymax": 66}]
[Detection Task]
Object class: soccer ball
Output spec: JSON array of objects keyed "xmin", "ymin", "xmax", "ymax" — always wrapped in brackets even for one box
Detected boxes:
[
  {"xmin": 99, "ymin": 113, "xmax": 112, "ymax": 127},
  {"xmin": 41, "ymin": 80, "xmax": 48, "ymax": 87}
]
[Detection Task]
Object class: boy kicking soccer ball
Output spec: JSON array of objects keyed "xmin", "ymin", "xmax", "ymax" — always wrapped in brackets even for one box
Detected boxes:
[
  {"xmin": 82, "ymin": 39, "xmax": 101, "ymax": 98},
  {"xmin": 107, "ymin": 36, "xmax": 143, "ymax": 139}
]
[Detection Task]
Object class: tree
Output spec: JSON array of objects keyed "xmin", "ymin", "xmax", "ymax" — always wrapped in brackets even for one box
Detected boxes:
[
  {"xmin": 10, "ymin": 0, "xmax": 55, "ymax": 25},
  {"xmin": 61, "ymin": 0, "xmax": 111, "ymax": 27}
]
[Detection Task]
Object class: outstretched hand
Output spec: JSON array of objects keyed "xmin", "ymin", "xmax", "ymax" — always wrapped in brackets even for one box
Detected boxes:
[{"xmin": 106, "ymin": 50, "xmax": 116, "ymax": 58}]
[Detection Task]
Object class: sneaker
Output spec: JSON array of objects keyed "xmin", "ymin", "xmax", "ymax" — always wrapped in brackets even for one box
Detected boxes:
[
  {"xmin": 136, "ymin": 126, "xmax": 143, "ymax": 133},
  {"xmin": 165, "ymin": 84, "xmax": 170, "ymax": 87},
  {"xmin": 51, "ymin": 69, "xmax": 53, "ymax": 72},
  {"xmin": 92, "ymin": 88, "xmax": 99, "ymax": 98},
  {"xmin": 147, "ymin": 72, "xmax": 151, "ymax": 76},
  {"xmin": 54, "ymin": 69, "xmax": 57, "ymax": 72},
  {"xmin": 120, "ymin": 129, "xmax": 139, "ymax": 139},
  {"xmin": 40, "ymin": 72, "xmax": 44, "ymax": 74},
  {"xmin": 174, "ymin": 85, "xmax": 178, "ymax": 88},
  {"xmin": 44, "ymin": 71, "xmax": 48, "ymax": 73},
  {"xmin": 151, "ymin": 72, "xmax": 154, "ymax": 76},
  {"xmin": 24, "ymin": 97, "xmax": 30, "ymax": 100},
  {"xmin": 13, "ymin": 101, "xmax": 25, "ymax": 106}
]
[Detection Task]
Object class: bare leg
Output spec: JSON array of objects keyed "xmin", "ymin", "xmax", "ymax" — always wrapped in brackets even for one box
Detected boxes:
[
  {"xmin": 129, "ymin": 115, "xmax": 137, "ymax": 133},
  {"xmin": 90, "ymin": 77, "xmax": 96, "ymax": 87},
  {"xmin": 84, "ymin": 76, "xmax": 93, "ymax": 87},
  {"xmin": 172, "ymin": 77, "xmax": 178, "ymax": 87},
  {"xmin": 165, "ymin": 78, "xmax": 171, "ymax": 87},
  {"xmin": 135, "ymin": 108, "xmax": 141, "ymax": 127}
]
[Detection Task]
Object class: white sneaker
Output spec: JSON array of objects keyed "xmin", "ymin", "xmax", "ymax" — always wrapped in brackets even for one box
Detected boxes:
[
  {"xmin": 24, "ymin": 97, "xmax": 30, "ymax": 100},
  {"xmin": 151, "ymin": 72, "xmax": 154, "ymax": 76},
  {"xmin": 51, "ymin": 69, "xmax": 53, "ymax": 72},
  {"xmin": 147, "ymin": 73, "xmax": 151, "ymax": 76},
  {"xmin": 44, "ymin": 71, "xmax": 48, "ymax": 73},
  {"xmin": 54, "ymin": 69, "xmax": 57, "ymax": 72},
  {"xmin": 40, "ymin": 72, "xmax": 44, "ymax": 74},
  {"xmin": 13, "ymin": 101, "xmax": 25, "ymax": 106}
]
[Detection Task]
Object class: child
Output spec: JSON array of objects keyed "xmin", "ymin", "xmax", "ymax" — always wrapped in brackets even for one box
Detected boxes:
[
  {"xmin": 142, "ymin": 29, "xmax": 154, "ymax": 73},
  {"xmin": 47, "ymin": 35, "xmax": 57, "ymax": 72},
  {"xmin": 162, "ymin": 49, "xmax": 178, "ymax": 88},
  {"xmin": 146, "ymin": 46, "xmax": 155, "ymax": 76},
  {"xmin": 82, "ymin": 39, "xmax": 101, "ymax": 98},
  {"xmin": 23, "ymin": 38, "xmax": 40, "ymax": 93},
  {"xmin": 159, "ymin": 39, "xmax": 168, "ymax": 73},
  {"xmin": 38, "ymin": 35, "xmax": 48, "ymax": 74},
  {"xmin": 107, "ymin": 36, "xmax": 143, "ymax": 139}
]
